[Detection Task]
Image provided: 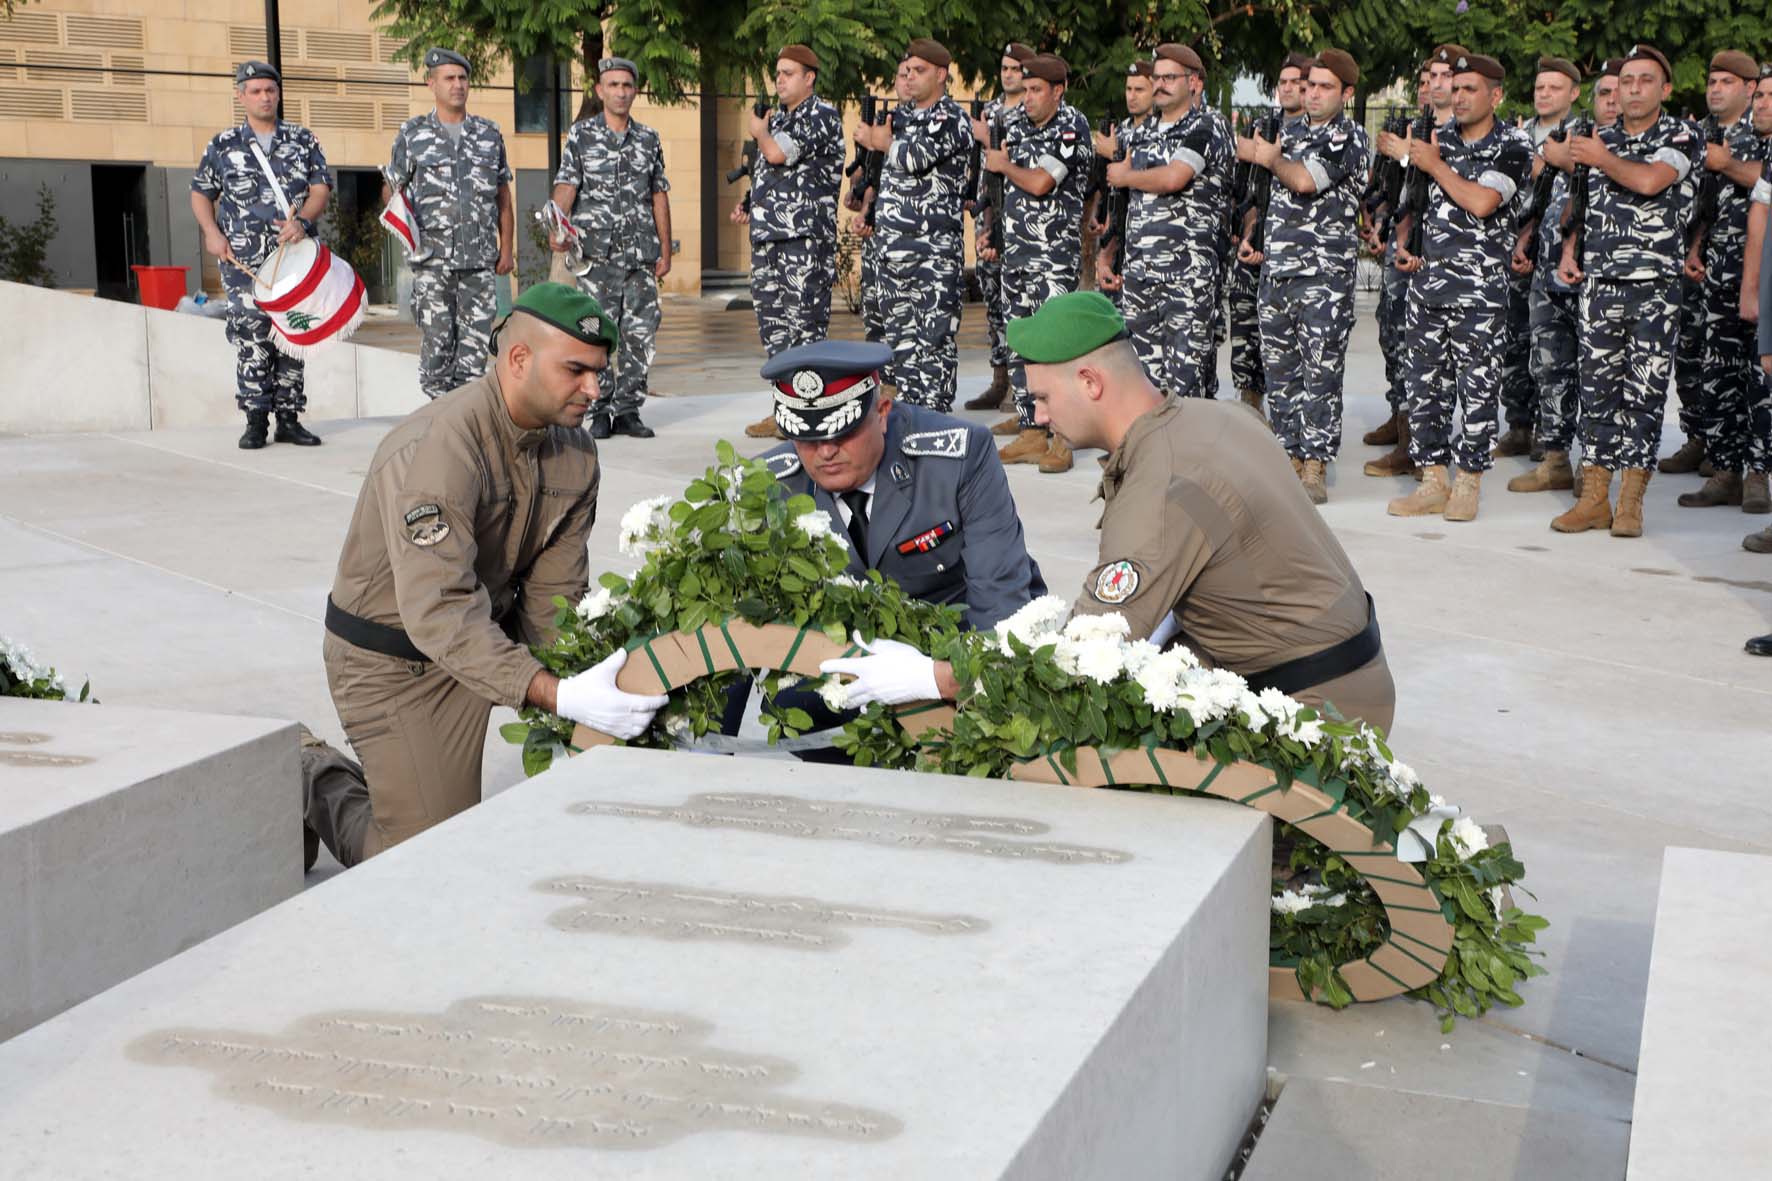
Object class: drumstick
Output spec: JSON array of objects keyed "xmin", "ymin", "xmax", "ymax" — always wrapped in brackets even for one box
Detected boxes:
[{"xmin": 221, "ymin": 255, "xmax": 262, "ymax": 285}]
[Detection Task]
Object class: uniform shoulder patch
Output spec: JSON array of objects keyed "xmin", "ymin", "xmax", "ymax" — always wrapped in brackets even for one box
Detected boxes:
[
  {"xmin": 403, "ymin": 503, "xmax": 441, "ymax": 526},
  {"xmin": 900, "ymin": 428, "xmax": 968, "ymax": 458},
  {"xmin": 762, "ymin": 451, "xmax": 803, "ymax": 479},
  {"xmin": 1091, "ymin": 560, "xmax": 1141, "ymax": 605},
  {"xmin": 402, "ymin": 503, "xmax": 450, "ymax": 547}
]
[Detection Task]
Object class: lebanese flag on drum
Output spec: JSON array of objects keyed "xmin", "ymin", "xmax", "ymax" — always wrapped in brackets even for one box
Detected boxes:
[{"xmin": 251, "ymin": 239, "xmax": 367, "ymax": 358}]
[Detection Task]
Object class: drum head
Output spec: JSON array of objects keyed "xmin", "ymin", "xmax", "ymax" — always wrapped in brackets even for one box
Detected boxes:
[{"xmin": 252, "ymin": 238, "xmax": 322, "ymax": 303}]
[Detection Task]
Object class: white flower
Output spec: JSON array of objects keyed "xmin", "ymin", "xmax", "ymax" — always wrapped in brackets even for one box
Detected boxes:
[
  {"xmin": 1134, "ymin": 648, "xmax": 1193, "ymax": 712},
  {"xmin": 1179, "ymin": 667, "xmax": 1247, "ymax": 723},
  {"xmin": 1237, "ymin": 689, "xmax": 1273, "ymax": 731},
  {"xmin": 829, "ymin": 573, "xmax": 865, "ymax": 589},
  {"xmin": 817, "ymin": 676, "xmax": 852, "ymax": 712},
  {"xmin": 1061, "ymin": 612, "xmax": 1130, "ymax": 643},
  {"xmin": 1447, "ymin": 816, "xmax": 1489, "ymax": 860},
  {"xmin": 617, "ymin": 495, "xmax": 673, "ymax": 558},
  {"xmin": 1069, "ymin": 637, "xmax": 1126, "ymax": 685},
  {"xmin": 1120, "ymin": 639, "xmax": 1162, "ymax": 677},
  {"xmin": 994, "ymin": 595, "xmax": 1069, "ymax": 655},
  {"xmin": 1272, "ymin": 889, "xmax": 1313, "ymax": 915},
  {"xmin": 1488, "ymin": 886, "xmax": 1507, "ymax": 916},
  {"xmin": 663, "ymin": 710, "xmax": 693, "ymax": 743},
  {"xmin": 1257, "ymin": 686, "xmax": 1300, "ymax": 723},
  {"xmin": 575, "ymin": 586, "xmax": 615, "ymax": 622},
  {"xmin": 795, "ymin": 509, "xmax": 838, "ymax": 541},
  {"xmin": 1291, "ymin": 717, "xmax": 1326, "ymax": 747}
]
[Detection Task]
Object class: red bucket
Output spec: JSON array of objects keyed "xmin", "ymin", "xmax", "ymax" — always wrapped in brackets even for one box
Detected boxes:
[{"xmin": 132, "ymin": 265, "xmax": 189, "ymax": 310}]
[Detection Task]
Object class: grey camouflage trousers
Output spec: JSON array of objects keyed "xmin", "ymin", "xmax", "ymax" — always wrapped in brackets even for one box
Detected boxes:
[
  {"xmin": 878, "ymin": 243, "xmax": 963, "ymax": 411},
  {"xmin": 1376, "ymin": 260, "xmax": 1411, "ymax": 414},
  {"xmin": 575, "ymin": 260, "xmax": 659, "ymax": 416},
  {"xmin": 1527, "ymin": 284, "xmax": 1580, "ymax": 454},
  {"xmin": 1673, "ymin": 274, "xmax": 1705, "ymax": 439},
  {"xmin": 978, "ymin": 254, "xmax": 1008, "ymax": 367},
  {"xmin": 1004, "ymin": 257, "xmax": 1079, "ymax": 427},
  {"xmin": 225, "ymin": 301, "xmax": 305, "ymax": 414},
  {"xmin": 1259, "ymin": 270, "xmax": 1356, "ymax": 461},
  {"xmin": 751, "ymin": 237, "xmax": 834, "ymax": 358},
  {"xmin": 860, "ymin": 233, "xmax": 885, "ymax": 343},
  {"xmin": 1404, "ymin": 299, "xmax": 1503, "ymax": 473},
  {"xmin": 1697, "ymin": 272, "xmax": 1757, "ymax": 472},
  {"xmin": 1499, "ymin": 268, "xmax": 1536, "ymax": 433},
  {"xmin": 1579, "ymin": 276, "xmax": 1678, "ymax": 472},
  {"xmin": 1751, "ymin": 369, "xmax": 1772, "ymax": 476},
  {"xmin": 1124, "ymin": 251, "xmax": 1220, "ymax": 399},
  {"xmin": 1226, "ymin": 259, "xmax": 1265, "ymax": 397},
  {"xmin": 411, "ymin": 266, "xmax": 496, "ymax": 400}
]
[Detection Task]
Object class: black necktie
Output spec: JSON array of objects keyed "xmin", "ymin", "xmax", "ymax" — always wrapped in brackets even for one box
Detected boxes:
[{"xmin": 840, "ymin": 490, "xmax": 869, "ymax": 559}]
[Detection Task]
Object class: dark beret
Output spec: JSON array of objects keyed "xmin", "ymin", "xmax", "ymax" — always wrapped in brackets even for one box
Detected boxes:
[
  {"xmin": 423, "ymin": 47, "xmax": 470, "ymax": 74},
  {"xmin": 1625, "ymin": 44, "xmax": 1672, "ymax": 80},
  {"xmin": 1155, "ymin": 43, "xmax": 1204, "ymax": 73},
  {"xmin": 1316, "ymin": 48, "xmax": 1359, "ymax": 88},
  {"xmin": 1597, "ymin": 58, "xmax": 1624, "ymax": 79},
  {"xmin": 906, "ymin": 38, "xmax": 952, "ymax": 69},
  {"xmin": 1710, "ymin": 50, "xmax": 1759, "ymax": 82},
  {"xmin": 1023, "ymin": 54, "xmax": 1068, "ymax": 84},
  {"xmin": 1428, "ymin": 44, "xmax": 1471, "ymax": 70},
  {"xmin": 1281, "ymin": 52, "xmax": 1314, "ymax": 74},
  {"xmin": 234, "ymin": 60, "xmax": 279, "ymax": 85},
  {"xmin": 779, "ymin": 44, "xmax": 819, "ymax": 71},
  {"xmin": 1452, "ymin": 53, "xmax": 1505, "ymax": 83},
  {"xmin": 1537, "ymin": 56, "xmax": 1580, "ymax": 83},
  {"xmin": 1126, "ymin": 60, "xmax": 1154, "ymax": 79},
  {"xmin": 1004, "ymin": 43, "xmax": 1037, "ymax": 64}
]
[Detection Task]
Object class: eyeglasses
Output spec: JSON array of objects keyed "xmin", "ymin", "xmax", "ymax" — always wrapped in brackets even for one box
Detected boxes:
[{"xmin": 1152, "ymin": 71, "xmax": 1185, "ymax": 82}]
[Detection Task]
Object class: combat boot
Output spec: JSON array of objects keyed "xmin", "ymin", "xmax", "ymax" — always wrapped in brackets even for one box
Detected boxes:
[
  {"xmin": 1552, "ymin": 467, "xmax": 1613, "ymax": 533},
  {"xmin": 1363, "ymin": 421, "xmax": 1414, "ymax": 477},
  {"xmin": 1744, "ymin": 524, "xmax": 1772, "ymax": 553},
  {"xmin": 273, "ymin": 411, "xmax": 321, "ymax": 446},
  {"xmin": 744, "ymin": 412, "xmax": 781, "ymax": 439},
  {"xmin": 1239, "ymin": 387, "xmax": 1263, "ymax": 413},
  {"xmin": 238, "ymin": 409, "xmax": 269, "ymax": 450},
  {"xmin": 991, "ymin": 415, "xmax": 1021, "ymax": 436},
  {"xmin": 1038, "ymin": 435, "xmax": 1073, "ymax": 474},
  {"xmin": 999, "ymin": 427, "xmax": 1049, "ymax": 464},
  {"xmin": 1676, "ymin": 470, "xmax": 1742, "ymax": 508},
  {"xmin": 1362, "ymin": 411, "xmax": 1400, "ymax": 446},
  {"xmin": 1658, "ymin": 437, "xmax": 1705, "ymax": 474},
  {"xmin": 1612, "ymin": 468, "xmax": 1651, "ymax": 537},
  {"xmin": 1506, "ymin": 450, "xmax": 1574, "ymax": 493},
  {"xmin": 1744, "ymin": 473, "xmax": 1771, "ymax": 514},
  {"xmin": 1299, "ymin": 459, "xmax": 1328, "ymax": 505},
  {"xmin": 964, "ymin": 365, "xmax": 1010, "ymax": 410},
  {"xmin": 1444, "ymin": 469, "xmax": 1482, "ymax": 522},
  {"xmin": 1388, "ymin": 464, "xmax": 1449, "ymax": 516},
  {"xmin": 1491, "ymin": 426, "xmax": 1531, "ymax": 458},
  {"xmin": 1289, "ymin": 454, "xmax": 1304, "ymax": 478}
]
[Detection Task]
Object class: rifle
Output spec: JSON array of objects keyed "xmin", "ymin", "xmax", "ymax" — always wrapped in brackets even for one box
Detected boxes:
[
  {"xmin": 1515, "ymin": 126, "xmax": 1568, "ymax": 260},
  {"xmin": 968, "ymin": 98, "xmax": 987, "ymax": 208},
  {"xmin": 1688, "ymin": 117, "xmax": 1726, "ymax": 253},
  {"xmin": 861, "ymin": 101, "xmax": 894, "ymax": 228},
  {"xmin": 845, "ymin": 94, "xmax": 877, "ymax": 205},
  {"xmin": 1362, "ymin": 109, "xmax": 1410, "ymax": 233},
  {"xmin": 1245, "ymin": 108, "xmax": 1283, "ymax": 253},
  {"xmin": 725, "ymin": 99, "xmax": 770, "ymax": 210},
  {"xmin": 1566, "ymin": 117, "xmax": 1593, "ymax": 269},
  {"xmin": 982, "ymin": 112, "xmax": 1006, "ymax": 254},
  {"xmin": 1402, "ymin": 103, "xmax": 1435, "ymax": 258},
  {"xmin": 1092, "ymin": 116, "xmax": 1117, "ymax": 235}
]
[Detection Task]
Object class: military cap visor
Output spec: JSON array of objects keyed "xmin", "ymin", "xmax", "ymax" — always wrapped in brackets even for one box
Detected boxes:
[
  {"xmin": 235, "ymin": 60, "xmax": 280, "ymax": 85},
  {"xmin": 504, "ymin": 283, "xmax": 619, "ymax": 354},
  {"xmin": 424, "ymin": 47, "xmax": 471, "ymax": 74},
  {"xmin": 763, "ymin": 341, "xmax": 893, "ymax": 441},
  {"xmin": 1007, "ymin": 291, "xmax": 1130, "ymax": 365}
]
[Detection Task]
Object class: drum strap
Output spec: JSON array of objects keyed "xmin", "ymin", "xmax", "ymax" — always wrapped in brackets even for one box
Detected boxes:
[{"xmin": 247, "ymin": 139, "xmax": 295, "ymax": 220}]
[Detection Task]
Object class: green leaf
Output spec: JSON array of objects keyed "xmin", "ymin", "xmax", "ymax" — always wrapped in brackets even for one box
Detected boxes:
[{"xmin": 499, "ymin": 722, "xmax": 531, "ymax": 745}]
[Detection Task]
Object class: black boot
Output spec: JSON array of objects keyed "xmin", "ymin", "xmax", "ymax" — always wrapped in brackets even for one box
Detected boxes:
[
  {"xmin": 238, "ymin": 410, "xmax": 269, "ymax": 450},
  {"xmin": 273, "ymin": 411, "xmax": 322, "ymax": 446},
  {"xmin": 612, "ymin": 411, "xmax": 655, "ymax": 439},
  {"xmin": 589, "ymin": 411, "xmax": 613, "ymax": 439}
]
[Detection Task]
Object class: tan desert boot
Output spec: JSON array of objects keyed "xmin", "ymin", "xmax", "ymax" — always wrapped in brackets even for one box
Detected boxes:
[
  {"xmin": 1038, "ymin": 435, "xmax": 1074, "ymax": 474},
  {"xmin": 1491, "ymin": 426, "xmax": 1531, "ymax": 458},
  {"xmin": 1299, "ymin": 459, "xmax": 1328, "ymax": 504},
  {"xmin": 1658, "ymin": 438, "xmax": 1705, "ymax": 474},
  {"xmin": 1240, "ymin": 387, "xmax": 1264, "ymax": 413},
  {"xmin": 1744, "ymin": 472, "xmax": 1771, "ymax": 515},
  {"xmin": 999, "ymin": 427, "xmax": 1049, "ymax": 464},
  {"xmin": 1676, "ymin": 470, "xmax": 1742, "ymax": 508},
  {"xmin": 1551, "ymin": 466, "xmax": 1613, "ymax": 532},
  {"xmin": 1364, "ymin": 421, "xmax": 1415, "ymax": 477},
  {"xmin": 1362, "ymin": 411, "xmax": 1400, "ymax": 446},
  {"xmin": 1506, "ymin": 450, "xmax": 1573, "ymax": 493},
  {"xmin": 1611, "ymin": 468, "xmax": 1651, "ymax": 537},
  {"xmin": 1444, "ymin": 469, "xmax": 1482, "ymax": 522},
  {"xmin": 991, "ymin": 415, "xmax": 1022, "ymax": 436},
  {"xmin": 1388, "ymin": 464, "xmax": 1450, "ymax": 516},
  {"xmin": 744, "ymin": 412, "xmax": 782, "ymax": 439},
  {"xmin": 964, "ymin": 365, "xmax": 1011, "ymax": 410}
]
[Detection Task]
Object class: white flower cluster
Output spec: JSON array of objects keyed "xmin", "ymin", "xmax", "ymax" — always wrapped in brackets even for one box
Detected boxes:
[
  {"xmin": 795, "ymin": 510, "xmax": 847, "ymax": 549},
  {"xmin": 575, "ymin": 586, "xmax": 616, "ymax": 623},
  {"xmin": 617, "ymin": 496, "xmax": 674, "ymax": 558},
  {"xmin": 816, "ymin": 675, "xmax": 852, "ymax": 712},
  {"xmin": 0, "ymin": 634, "xmax": 66, "ymax": 695},
  {"xmin": 1272, "ymin": 883, "xmax": 1348, "ymax": 915},
  {"xmin": 1447, "ymin": 816, "xmax": 1490, "ymax": 860}
]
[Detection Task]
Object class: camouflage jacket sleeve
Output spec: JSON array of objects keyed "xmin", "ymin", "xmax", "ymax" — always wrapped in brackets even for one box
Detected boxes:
[
  {"xmin": 1172, "ymin": 111, "xmax": 1214, "ymax": 179},
  {"xmin": 1302, "ymin": 123, "xmax": 1364, "ymax": 194},
  {"xmin": 192, "ymin": 136, "xmax": 223, "ymax": 198},
  {"xmin": 890, "ymin": 102, "xmax": 969, "ymax": 177},
  {"xmin": 1072, "ymin": 462, "xmax": 1215, "ymax": 642},
  {"xmin": 297, "ymin": 127, "xmax": 334, "ymax": 190},
  {"xmin": 1480, "ymin": 135, "xmax": 1534, "ymax": 207},
  {"xmin": 514, "ymin": 464, "xmax": 600, "ymax": 649},
  {"xmin": 492, "ymin": 122, "xmax": 514, "ymax": 186},
  {"xmin": 375, "ymin": 432, "xmax": 544, "ymax": 709},
  {"xmin": 648, "ymin": 129, "xmax": 670, "ymax": 194},
  {"xmin": 554, "ymin": 123, "xmax": 586, "ymax": 189},
  {"xmin": 385, "ymin": 124, "xmax": 413, "ymax": 189}
]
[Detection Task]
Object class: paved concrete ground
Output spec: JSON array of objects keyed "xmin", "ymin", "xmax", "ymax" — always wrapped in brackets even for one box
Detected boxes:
[{"xmin": 5, "ymin": 292, "xmax": 1771, "ymax": 1164}]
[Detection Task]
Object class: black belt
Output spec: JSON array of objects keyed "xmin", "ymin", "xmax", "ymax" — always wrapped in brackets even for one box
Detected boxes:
[
  {"xmin": 1243, "ymin": 594, "xmax": 1382, "ymax": 698},
  {"xmin": 325, "ymin": 596, "xmax": 430, "ymax": 663}
]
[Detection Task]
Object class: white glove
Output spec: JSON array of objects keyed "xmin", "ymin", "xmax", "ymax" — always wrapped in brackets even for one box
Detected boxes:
[
  {"xmin": 555, "ymin": 649, "xmax": 670, "ymax": 740},
  {"xmin": 818, "ymin": 633, "xmax": 940, "ymax": 708}
]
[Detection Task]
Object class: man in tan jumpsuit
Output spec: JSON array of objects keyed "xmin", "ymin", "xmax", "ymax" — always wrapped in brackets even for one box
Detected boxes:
[
  {"xmin": 303, "ymin": 283, "xmax": 667, "ymax": 869},
  {"xmin": 824, "ymin": 290, "xmax": 1395, "ymax": 734}
]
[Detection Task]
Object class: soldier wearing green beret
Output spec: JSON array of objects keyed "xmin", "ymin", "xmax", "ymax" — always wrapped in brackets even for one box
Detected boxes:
[
  {"xmin": 300, "ymin": 283, "xmax": 667, "ymax": 871},
  {"xmin": 827, "ymin": 291, "xmax": 1395, "ymax": 733}
]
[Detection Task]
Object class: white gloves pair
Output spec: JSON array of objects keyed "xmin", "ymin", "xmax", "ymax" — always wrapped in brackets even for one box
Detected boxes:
[
  {"xmin": 555, "ymin": 649, "xmax": 669, "ymax": 740},
  {"xmin": 819, "ymin": 634, "xmax": 940, "ymax": 708}
]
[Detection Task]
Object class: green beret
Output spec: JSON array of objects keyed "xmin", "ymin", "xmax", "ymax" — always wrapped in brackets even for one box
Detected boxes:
[
  {"xmin": 508, "ymin": 282, "xmax": 619, "ymax": 353},
  {"xmin": 1006, "ymin": 291, "xmax": 1129, "ymax": 364}
]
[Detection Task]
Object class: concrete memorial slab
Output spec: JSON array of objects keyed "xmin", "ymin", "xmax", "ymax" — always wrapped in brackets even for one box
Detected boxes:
[
  {"xmin": 0, "ymin": 747, "xmax": 1271, "ymax": 1180},
  {"xmin": 1626, "ymin": 847, "xmax": 1772, "ymax": 1179},
  {"xmin": 0, "ymin": 698, "xmax": 300, "ymax": 1041}
]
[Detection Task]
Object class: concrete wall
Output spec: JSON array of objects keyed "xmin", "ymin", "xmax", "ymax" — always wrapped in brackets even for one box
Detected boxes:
[{"xmin": 0, "ymin": 279, "xmax": 425, "ymax": 433}]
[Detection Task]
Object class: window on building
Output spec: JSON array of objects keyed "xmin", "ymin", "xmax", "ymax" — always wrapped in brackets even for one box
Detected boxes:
[{"xmin": 514, "ymin": 54, "xmax": 572, "ymax": 133}]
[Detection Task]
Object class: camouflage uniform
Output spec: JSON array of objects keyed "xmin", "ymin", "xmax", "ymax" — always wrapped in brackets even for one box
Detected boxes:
[
  {"xmin": 1099, "ymin": 113, "xmax": 1152, "ymax": 311},
  {"xmin": 1257, "ymin": 112, "xmax": 1370, "ymax": 461},
  {"xmin": 1203, "ymin": 108, "xmax": 1235, "ymax": 400},
  {"xmin": 1121, "ymin": 105, "xmax": 1232, "ymax": 399},
  {"xmin": 1528, "ymin": 158, "xmax": 1581, "ymax": 454},
  {"xmin": 749, "ymin": 95, "xmax": 843, "ymax": 357},
  {"xmin": 1376, "ymin": 239, "xmax": 1412, "ymax": 415},
  {"xmin": 1402, "ymin": 118, "xmax": 1535, "ymax": 473},
  {"xmin": 1226, "ymin": 254, "xmax": 1265, "ymax": 396},
  {"xmin": 1695, "ymin": 118, "xmax": 1771, "ymax": 472},
  {"xmin": 1499, "ymin": 267, "xmax": 1536, "ymax": 436},
  {"xmin": 973, "ymin": 97, "xmax": 1020, "ymax": 369},
  {"xmin": 191, "ymin": 121, "xmax": 332, "ymax": 414},
  {"xmin": 1572, "ymin": 114, "xmax": 1702, "ymax": 472},
  {"xmin": 385, "ymin": 112, "xmax": 512, "ymax": 399},
  {"xmin": 1672, "ymin": 115, "xmax": 1716, "ymax": 444},
  {"xmin": 860, "ymin": 224, "xmax": 886, "ymax": 343},
  {"xmin": 875, "ymin": 95, "xmax": 972, "ymax": 410},
  {"xmin": 1751, "ymin": 166, "xmax": 1772, "ymax": 476},
  {"xmin": 1001, "ymin": 101, "xmax": 1091, "ymax": 426},
  {"xmin": 554, "ymin": 113, "xmax": 670, "ymax": 416}
]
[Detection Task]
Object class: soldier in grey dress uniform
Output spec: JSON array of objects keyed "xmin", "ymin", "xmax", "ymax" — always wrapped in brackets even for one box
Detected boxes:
[
  {"xmin": 384, "ymin": 48, "xmax": 514, "ymax": 401},
  {"xmin": 191, "ymin": 60, "xmax": 332, "ymax": 450},
  {"xmin": 551, "ymin": 56, "xmax": 673, "ymax": 439}
]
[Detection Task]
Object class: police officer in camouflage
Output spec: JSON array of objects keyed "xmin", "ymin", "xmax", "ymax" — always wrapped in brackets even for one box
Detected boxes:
[
  {"xmin": 191, "ymin": 60, "xmax": 332, "ymax": 450},
  {"xmin": 1113, "ymin": 44, "xmax": 1231, "ymax": 408},
  {"xmin": 985, "ymin": 53, "xmax": 1091, "ymax": 476},
  {"xmin": 1674, "ymin": 51, "xmax": 1772, "ymax": 513},
  {"xmin": 964, "ymin": 43, "xmax": 1035, "ymax": 415},
  {"xmin": 1384, "ymin": 53, "xmax": 1535, "ymax": 523},
  {"xmin": 1239, "ymin": 50, "xmax": 1370, "ymax": 505},
  {"xmin": 1092, "ymin": 60, "xmax": 1156, "ymax": 313},
  {"xmin": 736, "ymin": 44, "xmax": 843, "ymax": 440},
  {"xmin": 850, "ymin": 60, "xmax": 913, "ymax": 353},
  {"xmin": 384, "ymin": 48, "xmax": 514, "ymax": 402},
  {"xmin": 1554, "ymin": 44, "xmax": 1703, "ymax": 538},
  {"xmin": 853, "ymin": 38, "xmax": 972, "ymax": 413},
  {"xmin": 551, "ymin": 57, "xmax": 673, "ymax": 439}
]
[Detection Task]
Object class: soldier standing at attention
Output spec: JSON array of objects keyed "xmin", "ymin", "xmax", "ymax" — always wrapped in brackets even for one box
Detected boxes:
[
  {"xmin": 1239, "ymin": 50, "xmax": 1370, "ymax": 505},
  {"xmin": 1737, "ymin": 64, "xmax": 1772, "ymax": 557},
  {"xmin": 384, "ymin": 48, "xmax": 514, "ymax": 402},
  {"xmin": 551, "ymin": 57, "xmax": 672, "ymax": 440},
  {"xmin": 1093, "ymin": 60, "xmax": 1157, "ymax": 311},
  {"xmin": 964, "ymin": 43, "xmax": 1035, "ymax": 415},
  {"xmin": 853, "ymin": 38, "xmax": 972, "ymax": 413},
  {"xmin": 1384, "ymin": 54, "xmax": 1535, "ymax": 522},
  {"xmin": 191, "ymin": 60, "xmax": 331, "ymax": 450},
  {"xmin": 1554, "ymin": 45, "xmax": 1703, "ymax": 538},
  {"xmin": 737, "ymin": 44, "xmax": 844, "ymax": 440},
  {"xmin": 1675, "ymin": 51, "xmax": 1771, "ymax": 513},
  {"xmin": 1112, "ymin": 45, "xmax": 1230, "ymax": 402},
  {"xmin": 851, "ymin": 60, "xmax": 913, "ymax": 353},
  {"xmin": 986, "ymin": 53, "xmax": 1092, "ymax": 476}
]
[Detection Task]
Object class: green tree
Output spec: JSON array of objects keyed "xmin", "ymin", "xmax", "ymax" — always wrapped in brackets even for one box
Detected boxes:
[{"xmin": 0, "ymin": 184, "xmax": 57, "ymax": 288}]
